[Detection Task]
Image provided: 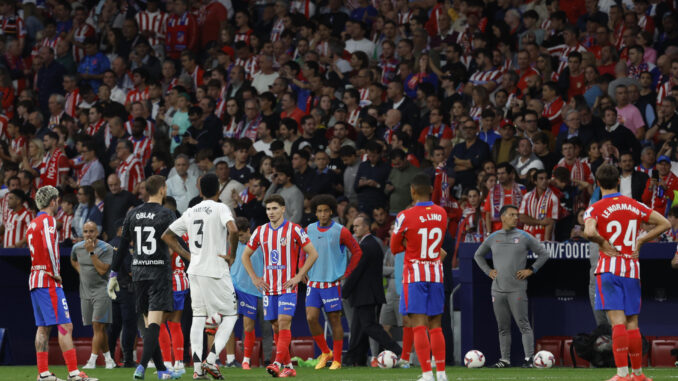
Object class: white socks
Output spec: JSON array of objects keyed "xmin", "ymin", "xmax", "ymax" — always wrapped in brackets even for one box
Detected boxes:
[
  {"xmin": 88, "ymin": 354, "xmax": 98, "ymax": 363},
  {"xmin": 191, "ymin": 316, "xmax": 206, "ymax": 373},
  {"xmin": 243, "ymin": 356, "xmax": 250, "ymax": 364},
  {"xmin": 206, "ymin": 315, "xmax": 238, "ymax": 364},
  {"xmin": 617, "ymin": 367, "xmax": 629, "ymax": 377},
  {"xmin": 103, "ymin": 351, "xmax": 113, "ymax": 362},
  {"xmin": 226, "ymin": 354, "xmax": 235, "ymax": 363}
]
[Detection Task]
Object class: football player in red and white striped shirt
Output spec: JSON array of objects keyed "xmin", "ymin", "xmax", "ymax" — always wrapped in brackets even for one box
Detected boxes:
[
  {"xmin": 390, "ymin": 174, "xmax": 448, "ymax": 381},
  {"xmin": 518, "ymin": 170, "xmax": 559, "ymax": 241},
  {"xmin": 3, "ymin": 189, "xmax": 31, "ymax": 248},
  {"xmin": 28, "ymin": 185, "xmax": 94, "ymax": 381},
  {"xmin": 583, "ymin": 164, "xmax": 670, "ymax": 381},
  {"xmin": 115, "ymin": 140, "xmax": 144, "ymax": 193},
  {"xmin": 58, "ymin": 192, "xmax": 77, "ymax": 245},
  {"xmin": 241, "ymin": 195, "xmax": 319, "ymax": 378}
]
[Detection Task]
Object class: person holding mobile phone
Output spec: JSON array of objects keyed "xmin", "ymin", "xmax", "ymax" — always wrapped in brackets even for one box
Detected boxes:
[{"xmin": 642, "ymin": 155, "xmax": 678, "ymax": 215}]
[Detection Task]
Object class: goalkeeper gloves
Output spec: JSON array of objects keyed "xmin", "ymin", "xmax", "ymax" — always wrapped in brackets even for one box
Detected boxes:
[{"xmin": 107, "ymin": 271, "xmax": 120, "ymax": 300}]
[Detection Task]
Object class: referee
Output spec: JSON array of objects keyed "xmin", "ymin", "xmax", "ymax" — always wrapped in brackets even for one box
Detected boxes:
[{"xmin": 473, "ymin": 205, "xmax": 549, "ymax": 368}]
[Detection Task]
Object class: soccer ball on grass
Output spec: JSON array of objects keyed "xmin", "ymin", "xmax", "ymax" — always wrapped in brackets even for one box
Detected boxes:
[
  {"xmin": 377, "ymin": 350, "xmax": 398, "ymax": 368},
  {"xmin": 464, "ymin": 350, "xmax": 485, "ymax": 368}
]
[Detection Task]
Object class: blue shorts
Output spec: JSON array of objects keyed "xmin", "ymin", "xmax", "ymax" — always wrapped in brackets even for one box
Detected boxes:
[
  {"xmin": 31, "ymin": 287, "xmax": 72, "ymax": 327},
  {"xmin": 305, "ymin": 285, "xmax": 342, "ymax": 313},
  {"xmin": 236, "ymin": 289, "xmax": 259, "ymax": 320},
  {"xmin": 173, "ymin": 290, "xmax": 188, "ymax": 311},
  {"xmin": 263, "ymin": 293, "xmax": 296, "ymax": 321},
  {"xmin": 400, "ymin": 282, "xmax": 445, "ymax": 316},
  {"xmin": 595, "ymin": 273, "xmax": 641, "ymax": 316}
]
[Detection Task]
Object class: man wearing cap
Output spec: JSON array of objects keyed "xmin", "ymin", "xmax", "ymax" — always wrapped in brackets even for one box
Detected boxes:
[
  {"xmin": 642, "ymin": 155, "xmax": 678, "ymax": 216},
  {"xmin": 77, "ymin": 37, "xmax": 111, "ymax": 93}
]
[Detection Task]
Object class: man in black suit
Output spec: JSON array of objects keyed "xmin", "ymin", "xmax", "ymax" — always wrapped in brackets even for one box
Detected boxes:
[
  {"xmin": 619, "ymin": 151, "xmax": 649, "ymax": 200},
  {"xmin": 343, "ymin": 215, "xmax": 402, "ymax": 366},
  {"xmin": 383, "ymin": 81, "xmax": 419, "ymax": 128}
]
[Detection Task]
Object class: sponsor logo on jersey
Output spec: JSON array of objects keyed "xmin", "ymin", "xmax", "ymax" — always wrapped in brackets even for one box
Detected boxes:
[{"xmin": 270, "ymin": 249, "xmax": 280, "ymax": 264}]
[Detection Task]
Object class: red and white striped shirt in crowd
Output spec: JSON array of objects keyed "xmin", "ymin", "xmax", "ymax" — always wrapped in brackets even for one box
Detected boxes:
[
  {"xmin": 27, "ymin": 212, "xmax": 61, "ymax": 290},
  {"xmin": 234, "ymin": 29, "xmax": 253, "ymax": 45},
  {"xmin": 136, "ymin": 10, "xmax": 168, "ymax": 49},
  {"xmin": 86, "ymin": 120, "xmax": 106, "ymax": 136},
  {"xmin": 215, "ymin": 98, "xmax": 226, "ymax": 119},
  {"xmin": 391, "ymin": 202, "xmax": 448, "ymax": 284},
  {"xmin": 468, "ymin": 68, "xmax": 503, "ymax": 87},
  {"xmin": 554, "ymin": 158, "xmax": 595, "ymax": 184},
  {"xmin": 540, "ymin": 18, "xmax": 552, "ymax": 35},
  {"xmin": 290, "ymin": 0, "xmax": 315, "ymax": 19},
  {"xmin": 128, "ymin": 135, "xmax": 153, "ymax": 166},
  {"xmin": 223, "ymin": 118, "xmax": 240, "ymax": 138},
  {"xmin": 246, "ymin": 220, "xmax": 310, "ymax": 295},
  {"xmin": 4, "ymin": 207, "xmax": 31, "ymax": 248},
  {"xmin": 398, "ymin": 9, "xmax": 413, "ymax": 25},
  {"xmin": 71, "ymin": 22, "xmax": 95, "ymax": 63},
  {"xmin": 125, "ymin": 86, "xmax": 149, "ymax": 106},
  {"xmin": 656, "ymin": 79, "xmax": 677, "ymax": 105},
  {"xmin": 124, "ymin": 119, "xmax": 155, "ymax": 137},
  {"xmin": 347, "ymin": 108, "xmax": 361, "ymax": 128},
  {"xmin": 10, "ymin": 135, "xmax": 27, "ymax": 155},
  {"xmin": 235, "ymin": 56, "xmax": 258, "ymax": 81},
  {"xmin": 64, "ymin": 89, "xmax": 82, "ymax": 118},
  {"xmin": 547, "ymin": 43, "xmax": 588, "ymax": 77},
  {"xmin": 116, "ymin": 154, "xmax": 144, "ymax": 192},
  {"xmin": 542, "ymin": 96, "xmax": 565, "ymax": 134},
  {"xmin": 518, "ymin": 187, "xmax": 559, "ymax": 241},
  {"xmin": 358, "ymin": 87, "xmax": 370, "ymax": 107},
  {"xmin": 315, "ymin": 40, "xmax": 329, "ymax": 58},
  {"xmin": 613, "ymin": 23, "xmax": 626, "ymax": 51},
  {"xmin": 0, "ymin": 15, "xmax": 26, "ymax": 40},
  {"xmin": 32, "ymin": 36, "xmax": 61, "ymax": 57},
  {"xmin": 469, "ymin": 104, "xmax": 491, "ymax": 121},
  {"xmin": 171, "ymin": 234, "xmax": 190, "ymax": 292},
  {"xmin": 270, "ymin": 18, "xmax": 285, "ymax": 42},
  {"xmin": 39, "ymin": 148, "xmax": 70, "ymax": 188},
  {"xmin": 584, "ymin": 193, "xmax": 652, "ymax": 279},
  {"xmin": 0, "ymin": 114, "xmax": 8, "ymax": 142},
  {"xmin": 58, "ymin": 212, "xmax": 74, "ymax": 243},
  {"xmin": 190, "ymin": 65, "xmax": 205, "ymax": 90},
  {"xmin": 378, "ymin": 56, "xmax": 398, "ymax": 85},
  {"xmin": 48, "ymin": 111, "xmax": 64, "ymax": 130}
]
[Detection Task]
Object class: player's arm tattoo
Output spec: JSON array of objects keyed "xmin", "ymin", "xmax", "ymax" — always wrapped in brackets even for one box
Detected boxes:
[{"xmin": 161, "ymin": 228, "xmax": 191, "ymax": 261}]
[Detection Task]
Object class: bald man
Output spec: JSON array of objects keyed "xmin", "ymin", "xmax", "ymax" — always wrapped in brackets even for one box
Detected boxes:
[
  {"xmin": 71, "ymin": 222, "xmax": 117, "ymax": 369},
  {"xmin": 103, "ymin": 174, "xmax": 141, "ymax": 240}
]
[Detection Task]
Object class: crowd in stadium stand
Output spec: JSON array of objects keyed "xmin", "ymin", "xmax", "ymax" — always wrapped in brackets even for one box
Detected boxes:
[{"xmin": 2, "ymin": 0, "xmax": 678, "ymax": 268}]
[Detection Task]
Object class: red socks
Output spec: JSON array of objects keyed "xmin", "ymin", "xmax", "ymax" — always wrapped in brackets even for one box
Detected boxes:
[
  {"xmin": 612, "ymin": 324, "xmax": 629, "ymax": 369},
  {"xmin": 429, "ymin": 327, "xmax": 446, "ymax": 372},
  {"xmin": 401, "ymin": 326, "xmax": 413, "ymax": 362},
  {"xmin": 158, "ymin": 323, "xmax": 172, "ymax": 363},
  {"xmin": 275, "ymin": 329, "xmax": 291, "ymax": 364},
  {"xmin": 413, "ymin": 326, "xmax": 432, "ymax": 373},
  {"xmin": 333, "ymin": 338, "xmax": 342, "ymax": 363},
  {"xmin": 272, "ymin": 332, "xmax": 279, "ymax": 363},
  {"xmin": 63, "ymin": 348, "xmax": 78, "ymax": 373},
  {"xmin": 628, "ymin": 328, "xmax": 643, "ymax": 370},
  {"xmin": 37, "ymin": 351, "xmax": 48, "ymax": 374},
  {"xmin": 244, "ymin": 330, "xmax": 255, "ymax": 359},
  {"xmin": 313, "ymin": 334, "xmax": 330, "ymax": 354},
  {"xmin": 168, "ymin": 321, "xmax": 184, "ymax": 363}
]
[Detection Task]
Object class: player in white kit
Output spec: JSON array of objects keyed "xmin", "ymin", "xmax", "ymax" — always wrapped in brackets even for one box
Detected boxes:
[{"xmin": 162, "ymin": 174, "xmax": 239, "ymax": 380}]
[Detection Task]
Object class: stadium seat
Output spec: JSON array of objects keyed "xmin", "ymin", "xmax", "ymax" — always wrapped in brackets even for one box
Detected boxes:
[
  {"xmin": 563, "ymin": 338, "xmax": 590, "ymax": 368},
  {"xmin": 650, "ymin": 337, "xmax": 678, "ymax": 367},
  {"xmin": 290, "ymin": 337, "xmax": 315, "ymax": 361},
  {"xmin": 48, "ymin": 338, "xmax": 93, "ymax": 365},
  {"xmin": 536, "ymin": 336, "xmax": 567, "ymax": 366}
]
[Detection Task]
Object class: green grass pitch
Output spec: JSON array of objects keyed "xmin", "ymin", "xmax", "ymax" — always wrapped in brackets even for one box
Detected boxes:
[{"xmin": 1, "ymin": 366, "xmax": 677, "ymax": 381}]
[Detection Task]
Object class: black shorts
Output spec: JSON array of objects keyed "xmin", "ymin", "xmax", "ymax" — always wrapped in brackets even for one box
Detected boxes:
[{"xmin": 134, "ymin": 278, "xmax": 173, "ymax": 314}]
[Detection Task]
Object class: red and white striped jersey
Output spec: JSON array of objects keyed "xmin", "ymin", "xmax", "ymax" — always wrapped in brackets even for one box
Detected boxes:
[
  {"xmin": 64, "ymin": 89, "xmax": 82, "ymax": 118},
  {"xmin": 215, "ymin": 98, "xmax": 226, "ymax": 119},
  {"xmin": 190, "ymin": 65, "xmax": 205, "ymax": 90},
  {"xmin": 235, "ymin": 56, "xmax": 258, "ymax": 81},
  {"xmin": 584, "ymin": 193, "xmax": 652, "ymax": 279},
  {"xmin": 468, "ymin": 68, "xmax": 502, "ymax": 86},
  {"xmin": 518, "ymin": 187, "xmax": 559, "ymax": 241},
  {"xmin": 656, "ymin": 79, "xmax": 676, "ymax": 105},
  {"xmin": 390, "ymin": 201, "xmax": 448, "ymax": 284},
  {"xmin": 270, "ymin": 18, "xmax": 285, "ymax": 42},
  {"xmin": 347, "ymin": 108, "xmax": 361, "ymax": 128},
  {"xmin": 398, "ymin": 9, "xmax": 413, "ymax": 25},
  {"xmin": 136, "ymin": 10, "xmax": 168, "ymax": 48},
  {"xmin": 125, "ymin": 86, "xmax": 149, "ymax": 106},
  {"xmin": 27, "ymin": 213, "xmax": 61, "ymax": 290},
  {"xmin": 116, "ymin": 154, "xmax": 144, "ymax": 192},
  {"xmin": 0, "ymin": 15, "xmax": 26, "ymax": 39},
  {"xmin": 247, "ymin": 220, "xmax": 311, "ymax": 295},
  {"xmin": 547, "ymin": 43, "xmax": 588, "ymax": 77},
  {"xmin": 10, "ymin": 135, "xmax": 27, "ymax": 155},
  {"xmin": 315, "ymin": 40, "xmax": 329, "ymax": 58},
  {"xmin": 0, "ymin": 114, "xmax": 8, "ymax": 142},
  {"xmin": 171, "ymin": 234, "xmax": 190, "ymax": 291},
  {"xmin": 358, "ymin": 88, "xmax": 370, "ymax": 107},
  {"xmin": 4, "ymin": 207, "xmax": 31, "ymax": 247},
  {"xmin": 58, "ymin": 212, "xmax": 74, "ymax": 243},
  {"xmin": 613, "ymin": 23, "xmax": 626, "ymax": 51},
  {"xmin": 48, "ymin": 112, "xmax": 64, "ymax": 130},
  {"xmin": 554, "ymin": 158, "xmax": 594, "ymax": 184},
  {"xmin": 234, "ymin": 29, "xmax": 253, "ymax": 45},
  {"xmin": 32, "ymin": 36, "xmax": 61, "ymax": 57},
  {"xmin": 128, "ymin": 135, "xmax": 152, "ymax": 166},
  {"xmin": 542, "ymin": 96, "xmax": 565, "ymax": 132},
  {"xmin": 124, "ymin": 119, "xmax": 155, "ymax": 137},
  {"xmin": 72, "ymin": 23, "xmax": 95, "ymax": 63},
  {"xmin": 86, "ymin": 120, "xmax": 106, "ymax": 136},
  {"xmin": 635, "ymin": 164, "xmax": 654, "ymax": 177}
]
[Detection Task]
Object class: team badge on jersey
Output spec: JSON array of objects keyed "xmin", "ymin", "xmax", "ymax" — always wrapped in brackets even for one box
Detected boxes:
[{"xmin": 279, "ymin": 237, "xmax": 287, "ymax": 246}]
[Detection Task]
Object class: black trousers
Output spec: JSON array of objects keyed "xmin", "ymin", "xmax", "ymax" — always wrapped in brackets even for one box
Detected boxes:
[
  {"xmin": 345, "ymin": 304, "xmax": 401, "ymax": 365},
  {"xmin": 108, "ymin": 286, "xmax": 138, "ymax": 362}
]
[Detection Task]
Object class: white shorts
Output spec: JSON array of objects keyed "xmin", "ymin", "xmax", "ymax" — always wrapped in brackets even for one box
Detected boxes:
[{"xmin": 189, "ymin": 273, "xmax": 237, "ymax": 317}]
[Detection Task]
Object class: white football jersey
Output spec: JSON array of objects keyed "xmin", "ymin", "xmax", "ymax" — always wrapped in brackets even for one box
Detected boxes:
[{"xmin": 169, "ymin": 199, "xmax": 235, "ymax": 278}]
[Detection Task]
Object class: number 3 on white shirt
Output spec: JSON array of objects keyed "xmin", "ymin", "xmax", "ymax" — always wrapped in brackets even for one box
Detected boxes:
[{"xmin": 417, "ymin": 227, "xmax": 443, "ymax": 259}]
